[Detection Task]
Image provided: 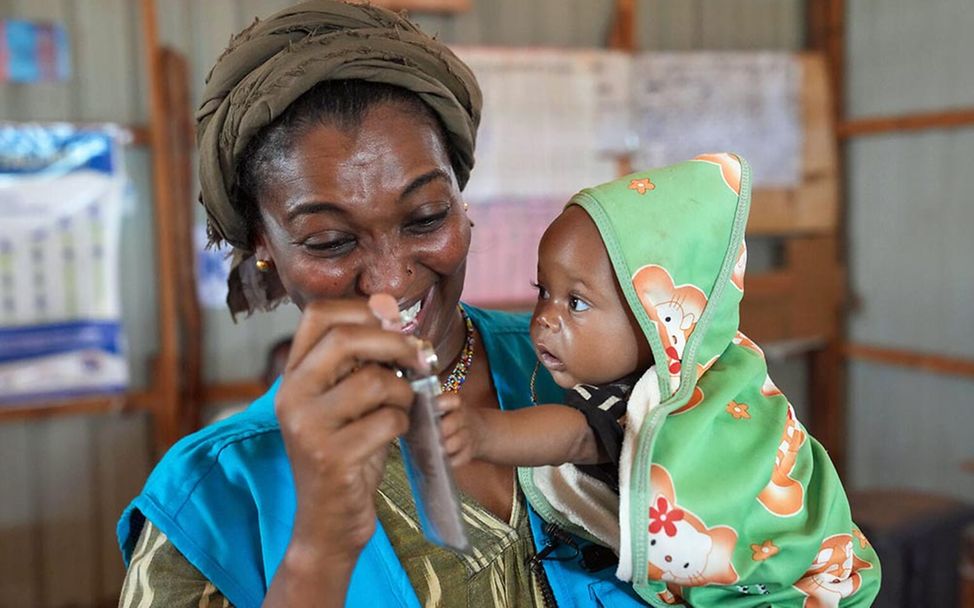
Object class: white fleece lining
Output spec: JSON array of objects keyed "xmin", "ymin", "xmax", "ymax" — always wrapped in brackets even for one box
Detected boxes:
[
  {"xmin": 531, "ymin": 464, "xmax": 620, "ymax": 551},
  {"xmin": 615, "ymin": 367, "xmax": 660, "ymax": 582}
]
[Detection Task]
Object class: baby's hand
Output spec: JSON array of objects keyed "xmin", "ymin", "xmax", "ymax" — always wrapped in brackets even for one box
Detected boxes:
[{"xmin": 438, "ymin": 393, "xmax": 481, "ymax": 467}]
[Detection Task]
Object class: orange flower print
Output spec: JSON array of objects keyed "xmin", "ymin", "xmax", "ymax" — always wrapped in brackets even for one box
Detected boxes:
[
  {"xmin": 629, "ymin": 178, "xmax": 655, "ymax": 194},
  {"xmin": 853, "ymin": 528, "xmax": 870, "ymax": 549},
  {"xmin": 751, "ymin": 540, "xmax": 779, "ymax": 561},
  {"xmin": 727, "ymin": 401, "xmax": 750, "ymax": 420}
]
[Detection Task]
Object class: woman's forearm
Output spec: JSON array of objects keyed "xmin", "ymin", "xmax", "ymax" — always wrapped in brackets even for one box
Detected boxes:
[
  {"xmin": 476, "ymin": 405, "xmax": 600, "ymax": 466},
  {"xmin": 263, "ymin": 540, "xmax": 356, "ymax": 606}
]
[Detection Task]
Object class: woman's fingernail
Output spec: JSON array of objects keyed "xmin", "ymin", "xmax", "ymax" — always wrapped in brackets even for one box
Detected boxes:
[{"xmin": 368, "ymin": 294, "xmax": 401, "ymax": 331}]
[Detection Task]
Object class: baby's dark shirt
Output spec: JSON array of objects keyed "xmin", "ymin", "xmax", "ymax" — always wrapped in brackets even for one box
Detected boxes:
[{"xmin": 564, "ymin": 372, "xmax": 642, "ymax": 492}]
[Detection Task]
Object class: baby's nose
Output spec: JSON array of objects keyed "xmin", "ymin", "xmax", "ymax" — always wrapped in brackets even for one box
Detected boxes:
[{"xmin": 534, "ymin": 313, "xmax": 558, "ymax": 331}]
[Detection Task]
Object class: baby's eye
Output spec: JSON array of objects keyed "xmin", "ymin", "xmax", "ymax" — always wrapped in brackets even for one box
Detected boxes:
[
  {"xmin": 531, "ymin": 281, "xmax": 549, "ymax": 300},
  {"xmin": 569, "ymin": 296, "xmax": 590, "ymax": 312}
]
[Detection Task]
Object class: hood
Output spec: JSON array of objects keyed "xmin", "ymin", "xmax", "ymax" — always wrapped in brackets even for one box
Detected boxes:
[
  {"xmin": 569, "ymin": 153, "xmax": 750, "ymax": 404},
  {"xmin": 527, "ymin": 154, "xmax": 880, "ymax": 603}
]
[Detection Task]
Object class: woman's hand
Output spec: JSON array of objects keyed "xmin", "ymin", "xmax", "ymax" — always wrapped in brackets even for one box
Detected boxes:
[{"xmin": 265, "ymin": 298, "xmax": 426, "ymax": 605}]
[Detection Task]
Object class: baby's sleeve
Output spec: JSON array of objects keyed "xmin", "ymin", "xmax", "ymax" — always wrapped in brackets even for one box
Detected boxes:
[{"xmin": 564, "ymin": 383, "xmax": 631, "ymax": 491}]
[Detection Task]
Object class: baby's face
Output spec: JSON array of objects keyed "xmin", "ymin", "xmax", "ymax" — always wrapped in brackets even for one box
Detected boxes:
[{"xmin": 530, "ymin": 206, "xmax": 652, "ymax": 388}]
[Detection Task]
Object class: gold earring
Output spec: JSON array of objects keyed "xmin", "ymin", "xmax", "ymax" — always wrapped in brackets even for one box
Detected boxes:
[
  {"xmin": 463, "ymin": 201, "xmax": 469, "ymax": 212},
  {"xmin": 255, "ymin": 259, "xmax": 272, "ymax": 272}
]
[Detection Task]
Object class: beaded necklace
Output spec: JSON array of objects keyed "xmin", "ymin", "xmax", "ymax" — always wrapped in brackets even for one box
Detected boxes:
[
  {"xmin": 440, "ymin": 306, "xmax": 475, "ymax": 393},
  {"xmin": 529, "ymin": 361, "xmax": 541, "ymax": 405}
]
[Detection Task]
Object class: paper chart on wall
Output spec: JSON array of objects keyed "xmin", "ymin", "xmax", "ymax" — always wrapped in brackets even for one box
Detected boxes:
[
  {"xmin": 453, "ymin": 47, "xmax": 627, "ymax": 306},
  {"xmin": 0, "ymin": 123, "xmax": 129, "ymax": 404},
  {"xmin": 450, "ymin": 49, "xmax": 802, "ymax": 308},
  {"xmin": 456, "ymin": 47, "xmax": 629, "ymax": 202},
  {"xmin": 630, "ymin": 52, "xmax": 801, "ymax": 187}
]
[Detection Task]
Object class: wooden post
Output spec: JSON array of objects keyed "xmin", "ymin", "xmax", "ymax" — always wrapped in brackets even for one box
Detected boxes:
[
  {"xmin": 161, "ymin": 48, "xmax": 203, "ymax": 436},
  {"xmin": 140, "ymin": 0, "xmax": 183, "ymax": 455},
  {"xmin": 826, "ymin": 0, "xmax": 846, "ymax": 125},
  {"xmin": 795, "ymin": 236, "xmax": 847, "ymax": 472},
  {"xmin": 608, "ymin": 0, "xmax": 636, "ymax": 177},
  {"xmin": 608, "ymin": 0, "xmax": 636, "ymax": 52},
  {"xmin": 805, "ymin": 0, "xmax": 848, "ymax": 477}
]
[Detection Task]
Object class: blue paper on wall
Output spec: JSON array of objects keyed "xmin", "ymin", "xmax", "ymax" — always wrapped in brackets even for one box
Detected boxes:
[
  {"xmin": 0, "ymin": 123, "xmax": 129, "ymax": 404},
  {"xmin": 0, "ymin": 19, "xmax": 71, "ymax": 83}
]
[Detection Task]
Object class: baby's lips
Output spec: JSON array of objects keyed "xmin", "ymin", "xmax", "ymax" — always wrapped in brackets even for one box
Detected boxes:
[{"xmin": 368, "ymin": 293, "xmax": 401, "ymax": 331}]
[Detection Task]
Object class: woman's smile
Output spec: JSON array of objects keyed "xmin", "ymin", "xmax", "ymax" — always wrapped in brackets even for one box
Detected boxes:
[{"xmin": 398, "ymin": 285, "xmax": 433, "ymax": 335}]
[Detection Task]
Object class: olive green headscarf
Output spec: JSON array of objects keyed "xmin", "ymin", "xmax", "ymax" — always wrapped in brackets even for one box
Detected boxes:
[{"xmin": 196, "ymin": 0, "xmax": 482, "ymax": 315}]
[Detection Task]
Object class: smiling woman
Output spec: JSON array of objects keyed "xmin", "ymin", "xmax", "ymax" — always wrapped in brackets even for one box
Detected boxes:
[
  {"xmin": 114, "ymin": 2, "xmax": 644, "ymax": 607},
  {"xmin": 238, "ymin": 81, "xmax": 472, "ymax": 362}
]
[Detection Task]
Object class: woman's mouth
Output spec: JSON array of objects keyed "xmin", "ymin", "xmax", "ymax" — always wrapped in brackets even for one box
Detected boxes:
[
  {"xmin": 398, "ymin": 288, "xmax": 432, "ymax": 335},
  {"xmin": 536, "ymin": 345, "xmax": 566, "ymax": 371}
]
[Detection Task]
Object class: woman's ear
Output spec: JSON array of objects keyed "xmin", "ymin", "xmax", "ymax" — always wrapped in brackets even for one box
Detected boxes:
[{"xmin": 253, "ymin": 231, "xmax": 272, "ymax": 265}]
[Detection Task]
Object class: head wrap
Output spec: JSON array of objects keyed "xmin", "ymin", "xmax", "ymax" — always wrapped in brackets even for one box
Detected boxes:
[{"xmin": 196, "ymin": 0, "xmax": 482, "ymax": 315}]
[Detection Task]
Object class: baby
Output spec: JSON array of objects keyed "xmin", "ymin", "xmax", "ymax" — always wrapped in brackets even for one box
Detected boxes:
[{"xmin": 446, "ymin": 154, "xmax": 881, "ymax": 606}]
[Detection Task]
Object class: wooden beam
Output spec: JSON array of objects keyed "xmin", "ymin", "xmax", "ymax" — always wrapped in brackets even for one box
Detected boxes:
[
  {"xmin": 608, "ymin": 0, "xmax": 636, "ymax": 52},
  {"xmin": 826, "ymin": 0, "xmax": 846, "ymax": 123},
  {"xmin": 607, "ymin": 0, "xmax": 637, "ymax": 177},
  {"xmin": 844, "ymin": 343, "xmax": 974, "ymax": 379},
  {"xmin": 141, "ymin": 0, "xmax": 183, "ymax": 454},
  {"xmin": 129, "ymin": 124, "xmax": 151, "ymax": 146},
  {"xmin": 369, "ymin": 0, "xmax": 470, "ymax": 12},
  {"xmin": 838, "ymin": 107, "xmax": 974, "ymax": 138},
  {"xmin": 802, "ymin": 0, "xmax": 849, "ymax": 479},
  {"xmin": 0, "ymin": 391, "xmax": 154, "ymax": 423},
  {"xmin": 161, "ymin": 48, "xmax": 203, "ymax": 436},
  {"xmin": 805, "ymin": 0, "xmax": 829, "ymax": 51}
]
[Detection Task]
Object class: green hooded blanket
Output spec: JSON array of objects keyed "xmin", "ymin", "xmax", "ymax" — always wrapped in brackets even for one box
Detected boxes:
[{"xmin": 519, "ymin": 153, "xmax": 880, "ymax": 607}]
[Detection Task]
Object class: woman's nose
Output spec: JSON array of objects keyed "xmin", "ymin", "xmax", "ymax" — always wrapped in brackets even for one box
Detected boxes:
[{"xmin": 356, "ymin": 253, "xmax": 412, "ymax": 298}]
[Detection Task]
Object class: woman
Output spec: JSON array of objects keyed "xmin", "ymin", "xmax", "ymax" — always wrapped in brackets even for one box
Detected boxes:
[{"xmin": 117, "ymin": 2, "xmax": 641, "ymax": 606}]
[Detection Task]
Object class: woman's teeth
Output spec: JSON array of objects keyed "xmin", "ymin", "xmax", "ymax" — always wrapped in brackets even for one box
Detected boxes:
[{"xmin": 399, "ymin": 299, "xmax": 422, "ymax": 325}]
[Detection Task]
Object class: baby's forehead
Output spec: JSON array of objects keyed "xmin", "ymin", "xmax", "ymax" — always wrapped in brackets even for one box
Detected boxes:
[{"xmin": 539, "ymin": 206, "xmax": 604, "ymax": 252}]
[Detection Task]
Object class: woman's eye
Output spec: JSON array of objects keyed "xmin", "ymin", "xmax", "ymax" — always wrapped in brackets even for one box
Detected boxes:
[
  {"xmin": 569, "ymin": 296, "xmax": 590, "ymax": 312},
  {"xmin": 407, "ymin": 211, "xmax": 448, "ymax": 233},
  {"xmin": 303, "ymin": 237, "xmax": 356, "ymax": 257}
]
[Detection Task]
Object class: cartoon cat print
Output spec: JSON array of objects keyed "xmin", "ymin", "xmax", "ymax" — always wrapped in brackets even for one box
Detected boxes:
[
  {"xmin": 693, "ymin": 153, "xmax": 743, "ymax": 195},
  {"xmin": 632, "ymin": 264, "xmax": 708, "ymax": 387},
  {"xmin": 794, "ymin": 534, "xmax": 874, "ymax": 608},
  {"xmin": 647, "ymin": 465, "xmax": 739, "ymax": 604},
  {"xmin": 757, "ymin": 403, "xmax": 807, "ymax": 517}
]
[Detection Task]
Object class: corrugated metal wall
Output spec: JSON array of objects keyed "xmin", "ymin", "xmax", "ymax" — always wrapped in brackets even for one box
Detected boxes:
[
  {"xmin": 0, "ymin": 1, "xmax": 153, "ymax": 606},
  {"xmin": 3, "ymin": 0, "xmax": 970, "ymax": 605},
  {"xmin": 844, "ymin": 0, "xmax": 974, "ymax": 502}
]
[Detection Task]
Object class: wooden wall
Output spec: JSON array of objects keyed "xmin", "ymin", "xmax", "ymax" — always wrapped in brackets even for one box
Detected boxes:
[{"xmin": 4, "ymin": 0, "xmax": 970, "ymax": 605}]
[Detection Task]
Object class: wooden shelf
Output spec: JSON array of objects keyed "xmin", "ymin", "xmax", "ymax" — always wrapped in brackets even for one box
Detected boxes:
[
  {"xmin": 839, "ymin": 106, "xmax": 974, "ymax": 139},
  {"xmin": 0, "ymin": 390, "xmax": 154, "ymax": 422},
  {"xmin": 844, "ymin": 343, "xmax": 974, "ymax": 379}
]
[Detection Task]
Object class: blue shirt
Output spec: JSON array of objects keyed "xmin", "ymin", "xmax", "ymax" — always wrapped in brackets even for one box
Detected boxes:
[{"xmin": 118, "ymin": 305, "xmax": 644, "ymax": 607}]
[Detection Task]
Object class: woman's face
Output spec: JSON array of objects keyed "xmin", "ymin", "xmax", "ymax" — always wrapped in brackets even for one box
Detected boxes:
[{"xmin": 254, "ymin": 102, "xmax": 471, "ymax": 360}]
